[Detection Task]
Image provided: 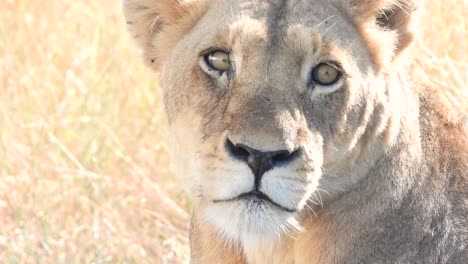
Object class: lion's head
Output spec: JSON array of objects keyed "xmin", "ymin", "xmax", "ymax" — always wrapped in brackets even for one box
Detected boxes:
[{"xmin": 124, "ymin": 0, "xmax": 418, "ymax": 245}]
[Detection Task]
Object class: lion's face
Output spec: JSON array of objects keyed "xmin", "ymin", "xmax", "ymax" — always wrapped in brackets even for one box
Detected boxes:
[
  {"xmin": 124, "ymin": 0, "xmax": 416, "ymax": 244},
  {"xmin": 161, "ymin": 0, "xmax": 393, "ymax": 243}
]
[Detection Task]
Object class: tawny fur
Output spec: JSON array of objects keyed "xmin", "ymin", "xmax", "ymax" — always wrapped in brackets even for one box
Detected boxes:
[{"xmin": 123, "ymin": 0, "xmax": 467, "ymax": 263}]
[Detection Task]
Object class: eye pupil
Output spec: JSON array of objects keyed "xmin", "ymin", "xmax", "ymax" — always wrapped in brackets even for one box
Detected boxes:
[
  {"xmin": 206, "ymin": 51, "xmax": 231, "ymax": 71},
  {"xmin": 312, "ymin": 63, "xmax": 340, "ymax": 86}
]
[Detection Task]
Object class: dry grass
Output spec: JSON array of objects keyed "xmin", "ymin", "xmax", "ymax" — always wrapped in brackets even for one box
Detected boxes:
[{"xmin": 0, "ymin": 0, "xmax": 466, "ymax": 263}]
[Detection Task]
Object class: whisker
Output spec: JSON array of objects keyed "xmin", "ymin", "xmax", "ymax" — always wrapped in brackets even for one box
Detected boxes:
[
  {"xmin": 311, "ymin": 192, "xmax": 323, "ymax": 208},
  {"xmin": 316, "ymin": 190, "xmax": 323, "ymax": 206},
  {"xmin": 304, "ymin": 202, "xmax": 318, "ymax": 217},
  {"xmin": 315, "ymin": 15, "xmax": 335, "ymax": 29},
  {"xmin": 308, "ymin": 198, "xmax": 319, "ymax": 205},
  {"xmin": 316, "ymin": 188, "xmax": 331, "ymax": 197},
  {"xmin": 322, "ymin": 22, "xmax": 337, "ymax": 37}
]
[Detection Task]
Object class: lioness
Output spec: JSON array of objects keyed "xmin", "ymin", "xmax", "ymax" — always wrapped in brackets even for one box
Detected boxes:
[{"xmin": 123, "ymin": 0, "xmax": 467, "ymax": 263}]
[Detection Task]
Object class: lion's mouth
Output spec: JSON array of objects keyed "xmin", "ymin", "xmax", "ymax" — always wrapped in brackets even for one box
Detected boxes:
[{"xmin": 213, "ymin": 190, "xmax": 295, "ymax": 213}]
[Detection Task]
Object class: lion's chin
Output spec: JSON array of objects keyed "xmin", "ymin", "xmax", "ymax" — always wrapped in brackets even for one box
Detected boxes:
[
  {"xmin": 202, "ymin": 199, "xmax": 303, "ymax": 245},
  {"xmin": 213, "ymin": 190, "xmax": 297, "ymax": 213}
]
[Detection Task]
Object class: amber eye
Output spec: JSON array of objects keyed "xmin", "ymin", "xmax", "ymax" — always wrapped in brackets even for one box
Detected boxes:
[
  {"xmin": 311, "ymin": 63, "xmax": 341, "ymax": 86},
  {"xmin": 205, "ymin": 50, "xmax": 231, "ymax": 72}
]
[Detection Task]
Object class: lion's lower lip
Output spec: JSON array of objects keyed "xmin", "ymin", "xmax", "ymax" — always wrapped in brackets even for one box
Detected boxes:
[
  {"xmin": 238, "ymin": 190, "xmax": 270, "ymax": 201},
  {"xmin": 213, "ymin": 191, "xmax": 295, "ymax": 213}
]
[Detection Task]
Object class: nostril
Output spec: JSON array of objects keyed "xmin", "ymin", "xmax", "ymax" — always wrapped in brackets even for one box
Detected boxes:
[
  {"xmin": 270, "ymin": 148, "xmax": 300, "ymax": 166},
  {"xmin": 226, "ymin": 138, "xmax": 250, "ymax": 161},
  {"xmin": 271, "ymin": 151, "xmax": 292, "ymax": 162},
  {"xmin": 235, "ymin": 145, "xmax": 250, "ymax": 159}
]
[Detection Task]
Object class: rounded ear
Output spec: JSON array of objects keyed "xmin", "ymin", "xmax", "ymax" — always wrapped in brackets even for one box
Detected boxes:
[
  {"xmin": 375, "ymin": 1, "xmax": 419, "ymax": 57},
  {"xmin": 335, "ymin": 0, "xmax": 420, "ymax": 67},
  {"xmin": 123, "ymin": 0, "xmax": 207, "ymax": 71}
]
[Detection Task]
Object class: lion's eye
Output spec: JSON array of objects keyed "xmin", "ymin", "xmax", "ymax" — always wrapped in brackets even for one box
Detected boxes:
[
  {"xmin": 311, "ymin": 63, "xmax": 341, "ymax": 86},
  {"xmin": 205, "ymin": 50, "xmax": 231, "ymax": 72}
]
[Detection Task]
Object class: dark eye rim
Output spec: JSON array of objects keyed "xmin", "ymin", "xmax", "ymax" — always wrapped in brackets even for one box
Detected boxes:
[
  {"xmin": 310, "ymin": 61, "xmax": 344, "ymax": 86},
  {"xmin": 202, "ymin": 49, "xmax": 231, "ymax": 72}
]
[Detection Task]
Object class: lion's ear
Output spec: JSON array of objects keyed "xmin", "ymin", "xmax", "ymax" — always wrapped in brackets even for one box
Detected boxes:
[
  {"xmin": 374, "ymin": 1, "xmax": 419, "ymax": 57},
  {"xmin": 123, "ymin": 0, "xmax": 207, "ymax": 70},
  {"xmin": 337, "ymin": 0, "xmax": 420, "ymax": 66}
]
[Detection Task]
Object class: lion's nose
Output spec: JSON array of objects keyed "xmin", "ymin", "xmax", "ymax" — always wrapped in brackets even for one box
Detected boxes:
[{"xmin": 225, "ymin": 137, "xmax": 300, "ymax": 190}]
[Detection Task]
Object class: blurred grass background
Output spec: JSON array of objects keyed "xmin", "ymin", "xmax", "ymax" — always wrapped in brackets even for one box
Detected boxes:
[{"xmin": 0, "ymin": 0, "xmax": 466, "ymax": 263}]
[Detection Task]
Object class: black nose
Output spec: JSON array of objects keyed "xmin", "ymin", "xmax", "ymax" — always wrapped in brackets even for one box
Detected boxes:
[{"xmin": 225, "ymin": 138, "xmax": 300, "ymax": 190}]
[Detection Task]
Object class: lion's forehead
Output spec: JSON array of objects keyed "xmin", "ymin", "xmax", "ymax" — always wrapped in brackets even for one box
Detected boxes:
[
  {"xmin": 207, "ymin": 0, "xmax": 367, "ymax": 70},
  {"xmin": 232, "ymin": 0, "xmax": 351, "ymax": 33},
  {"xmin": 238, "ymin": 0, "xmax": 337, "ymax": 21}
]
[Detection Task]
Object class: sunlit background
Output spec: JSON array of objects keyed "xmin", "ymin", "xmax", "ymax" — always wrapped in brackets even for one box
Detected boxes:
[{"xmin": 0, "ymin": 0, "xmax": 466, "ymax": 263}]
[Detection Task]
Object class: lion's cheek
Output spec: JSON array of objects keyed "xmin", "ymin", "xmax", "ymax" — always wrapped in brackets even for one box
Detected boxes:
[{"xmin": 167, "ymin": 114, "xmax": 204, "ymax": 196}]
